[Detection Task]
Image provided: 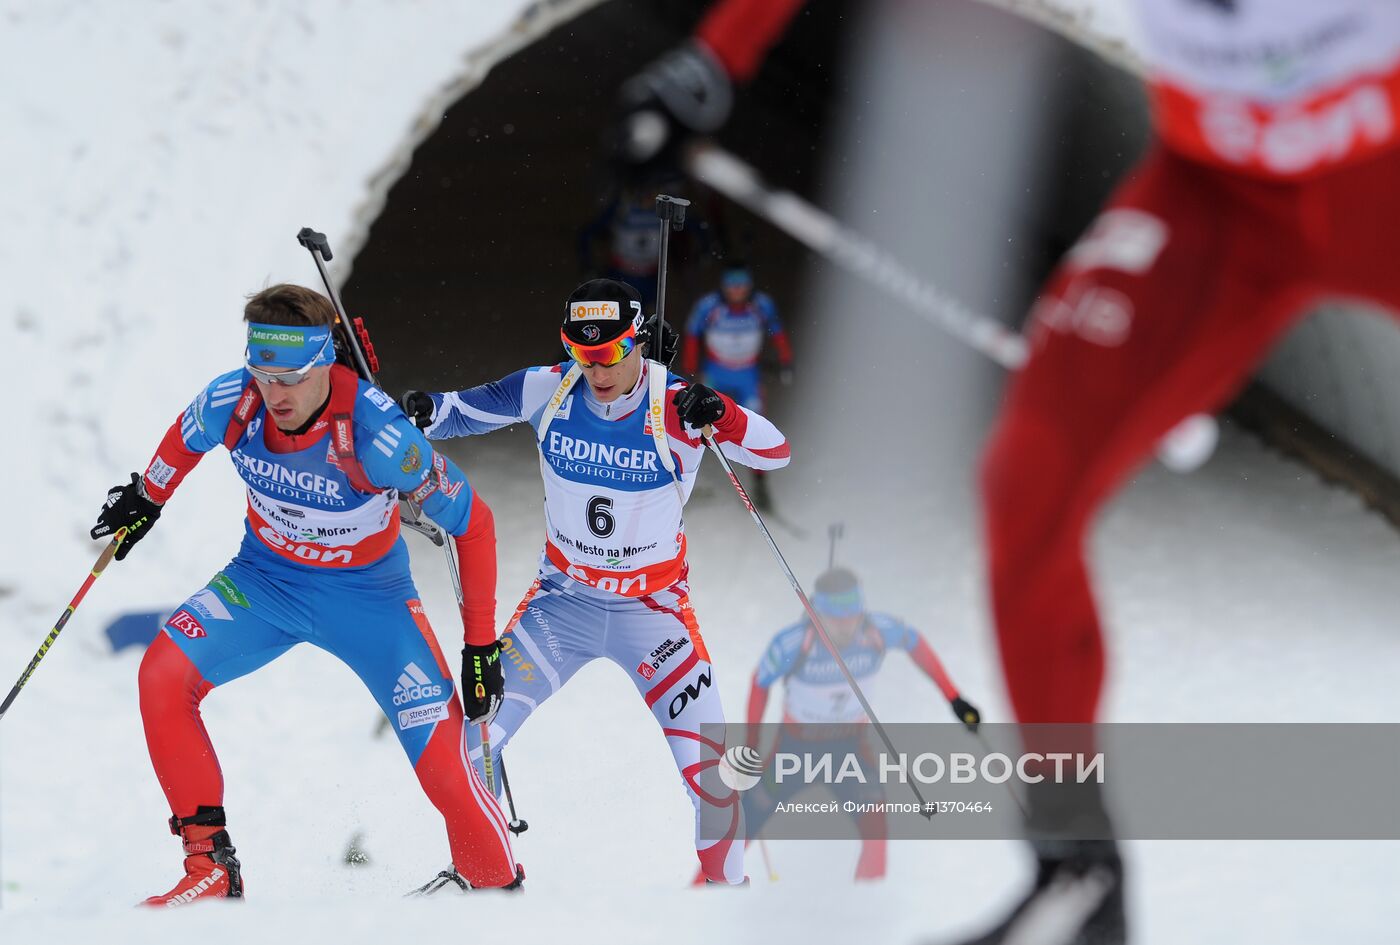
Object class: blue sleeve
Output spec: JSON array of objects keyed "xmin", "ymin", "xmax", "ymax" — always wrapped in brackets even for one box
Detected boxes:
[
  {"xmin": 870, "ymin": 613, "xmax": 920, "ymax": 652},
  {"xmin": 180, "ymin": 369, "xmax": 249, "ymax": 453},
  {"xmin": 358, "ymin": 416, "xmax": 476, "ymax": 536},
  {"xmin": 423, "ymin": 369, "xmax": 531, "ymax": 440},
  {"xmin": 754, "ymin": 623, "xmax": 806, "ymax": 687},
  {"xmin": 757, "ymin": 294, "xmax": 784, "ymax": 336},
  {"xmin": 684, "ymin": 296, "xmax": 711, "ymax": 337}
]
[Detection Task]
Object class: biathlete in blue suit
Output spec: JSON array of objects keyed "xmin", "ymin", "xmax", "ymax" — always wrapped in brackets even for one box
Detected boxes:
[
  {"xmin": 682, "ymin": 262, "xmax": 793, "ymax": 508},
  {"xmin": 89, "ymin": 284, "xmax": 521, "ymax": 906}
]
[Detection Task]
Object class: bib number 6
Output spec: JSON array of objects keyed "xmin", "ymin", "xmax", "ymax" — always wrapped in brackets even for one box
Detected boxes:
[{"xmin": 587, "ymin": 495, "xmax": 615, "ymax": 538}]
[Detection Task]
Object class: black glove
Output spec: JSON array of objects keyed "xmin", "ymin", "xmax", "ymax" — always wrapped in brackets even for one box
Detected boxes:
[
  {"xmin": 90, "ymin": 472, "xmax": 162, "ymax": 561},
  {"xmin": 400, "ymin": 390, "xmax": 434, "ymax": 430},
  {"xmin": 461, "ymin": 641, "xmax": 505, "ymax": 725},
  {"xmin": 674, "ymin": 382, "xmax": 727, "ymax": 428},
  {"xmin": 615, "ymin": 42, "xmax": 733, "ymax": 168},
  {"xmin": 647, "ymin": 320, "xmax": 681, "ymax": 367},
  {"xmin": 951, "ymin": 696, "xmax": 981, "ymax": 733}
]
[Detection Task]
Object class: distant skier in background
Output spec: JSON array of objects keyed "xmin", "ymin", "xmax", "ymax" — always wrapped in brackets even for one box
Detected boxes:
[
  {"xmin": 613, "ymin": 0, "xmax": 1400, "ymax": 941},
  {"xmin": 682, "ymin": 260, "xmax": 792, "ymax": 510},
  {"xmin": 577, "ymin": 177, "xmax": 667, "ymax": 310},
  {"xmin": 89, "ymin": 284, "xmax": 521, "ymax": 905},
  {"xmin": 401, "ymin": 277, "xmax": 791, "ymax": 884},
  {"xmin": 578, "ymin": 171, "xmax": 719, "ymax": 311},
  {"xmin": 691, "ymin": 567, "xmax": 980, "ymax": 884}
]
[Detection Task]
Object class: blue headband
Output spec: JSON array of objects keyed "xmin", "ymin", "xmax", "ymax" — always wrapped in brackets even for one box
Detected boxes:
[
  {"xmin": 246, "ymin": 322, "xmax": 334, "ymax": 369},
  {"xmin": 812, "ymin": 586, "xmax": 864, "ymax": 618}
]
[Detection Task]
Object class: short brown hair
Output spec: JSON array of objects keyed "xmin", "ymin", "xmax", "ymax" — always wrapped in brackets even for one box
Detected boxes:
[{"xmin": 244, "ymin": 284, "xmax": 336, "ymax": 327}]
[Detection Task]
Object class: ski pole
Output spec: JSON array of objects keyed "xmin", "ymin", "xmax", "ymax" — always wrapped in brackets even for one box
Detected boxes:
[
  {"xmin": 498, "ymin": 753, "xmax": 528, "ymax": 834},
  {"xmin": 651, "ymin": 194, "xmax": 690, "ymax": 368},
  {"xmin": 827, "ymin": 522, "xmax": 844, "ymax": 569},
  {"xmin": 972, "ymin": 729, "xmax": 1029, "ymax": 818},
  {"xmin": 0, "ymin": 533, "xmax": 125, "ymax": 721},
  {"xmin": 476, "ymin": 724, "xmax": 526, "ymax": 833},
  {"xmin": 294, "ymin": 229, "xmax": 464, "ymax": 590},
  {"xmin": 683, "ymin": 142, "xmax": 1219, "ymax": 471},
  {"xmin": 686, "ymin": 142, "xmax": 1027, "ymax": 370},
  {"xmin": 298, "ymin": 230, "xmax": 507, "ymax": 818},
  {"xmin": 648, "ymin": 195, "xmax": 933, "ymax": 813},
  {"xmin": 700, "ymin": 428, "xmax": 935, "ymax": 817}
]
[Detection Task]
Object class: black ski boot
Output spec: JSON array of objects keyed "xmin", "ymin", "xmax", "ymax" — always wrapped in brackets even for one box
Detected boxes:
[{"xmin": 957, "ymin": 838, "xmax": 1125, "ymax": 945}]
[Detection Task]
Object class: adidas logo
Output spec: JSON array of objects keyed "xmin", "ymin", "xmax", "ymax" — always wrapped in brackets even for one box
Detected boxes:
[
  {"xmin": 393, "ymin": 662, "xmax": 443, "ymax": 706},
  {"xmin": 165, "ymin": 867, "xmax": 225, "ymax": 906}
]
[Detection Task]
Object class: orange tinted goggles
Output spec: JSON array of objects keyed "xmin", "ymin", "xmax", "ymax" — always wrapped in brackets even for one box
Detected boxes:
[{"xmin": 561, "ymin": 321, "xmax": 639, "ymax": 367}]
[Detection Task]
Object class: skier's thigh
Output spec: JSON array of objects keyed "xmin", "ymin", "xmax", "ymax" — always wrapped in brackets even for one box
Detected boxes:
[
  {"xmin": 316, "ymin": 591, "xmax": 457, "ymax": 765},
  {"xmin": 611, "ymin": 602, "xmax": 725, "ymax": 748},
  {"xmin": 469, "ymin": 584, "xmax": 594, "ymax": 759},
  {"xmin": 156, "ymin": 566, "xmax": 300, "ymax": 687},
  {"xmin": 1320, "ymin": 146, "xmax": 1400, "ymax": 310},
  {"xmin": 996, "ymin": 149, "xmax": 1308, "ymax": 481}
]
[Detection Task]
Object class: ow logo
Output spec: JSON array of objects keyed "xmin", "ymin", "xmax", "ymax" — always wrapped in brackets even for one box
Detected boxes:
[{"xmin": 668, "ymin": 669, "xmax": 712, "ymax": 719}]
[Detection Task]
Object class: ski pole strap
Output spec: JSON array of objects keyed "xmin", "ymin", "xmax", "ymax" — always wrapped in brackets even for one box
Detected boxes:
[{"xmin": 169, "ymin": 805, "xmax": 227, "ymax": 835}]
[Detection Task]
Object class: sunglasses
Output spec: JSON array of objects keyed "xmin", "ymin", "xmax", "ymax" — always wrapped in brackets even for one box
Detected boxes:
[
  {"xmin": 245, "ymin": 331, "xmax": 333, "ymax": 386},
  {"xmin": 561, "ymin": 322, "xmax": 639, "ymax": 368}
]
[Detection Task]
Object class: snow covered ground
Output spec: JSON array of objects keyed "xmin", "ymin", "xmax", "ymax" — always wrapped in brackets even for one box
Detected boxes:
[{"xmin": 2, "ymin": 1, "xmax": 1397, "ymax": 943}]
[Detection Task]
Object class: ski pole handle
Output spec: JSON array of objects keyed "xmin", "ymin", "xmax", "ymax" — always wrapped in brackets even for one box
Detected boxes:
[
  {"xmin": 479, "ymin": 723, "xmax": 496, "ymax": 794},
  {"xmin": 0, "ymin": 534, "xmax": 124, "ymax": 721},
  {"xmin": 296, "ymin": 227, "xmax": 334, "ymax": 262}
]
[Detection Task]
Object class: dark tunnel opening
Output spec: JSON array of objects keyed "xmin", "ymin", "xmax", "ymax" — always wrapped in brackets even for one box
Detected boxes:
[{"xmin": 345, "ymin": 0, "xmax": 863, "ymax": 399}]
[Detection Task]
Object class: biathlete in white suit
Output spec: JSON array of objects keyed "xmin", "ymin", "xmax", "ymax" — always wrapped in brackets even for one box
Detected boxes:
[{"xmin": 401, "ymin": 278, "xmax": 791, "ymax": 884}]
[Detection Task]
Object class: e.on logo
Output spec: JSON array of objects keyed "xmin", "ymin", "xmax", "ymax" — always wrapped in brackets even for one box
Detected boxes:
[
  {"xmin": 258, "ymin": 526, "xmax": 353, "ymax": 564},
  {"xmin": 1201, "ymin": 83, "xmax": 1395, "ymax": 176},
  {"xmin": 569, "ymin": 300, "xmax": 620, "ymax": 321}
]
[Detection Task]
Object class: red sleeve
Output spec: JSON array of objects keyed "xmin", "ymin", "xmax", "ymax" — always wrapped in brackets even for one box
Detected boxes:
[
  {"xmin": 745, "ymin": 672, "xmax": 770, "ymax": 748},
  {"xmin": 140, "ymin": 414, "xmax": 206, "ymax": 504},
  {"xmin": 746, "ymin": 672, "xmax": 770, "ymax": 726},
  {"xmin": 682, "ymin": 335, "xmax": 701, "ymax": 376},
  {"xmin": 455, "ymin": 492, "xmax": 499, "ymax": 647},
  {"xmin": 708, "ymin": 389, "xmax": 747, "ymax": 441},
  {"xmin": 910, "ymin": 636, "xmax": 959, "ymax": 702},
  {"xmin": 771, "ymin": 330, "xmax": 794, "ymax": 366},
  {"xmin": 696, "ymin": 0, "xmax": 808, "ymax": 84},
  {"xmin": 666, "ymin": 384, "xmax": 746, "ymax": 444}
]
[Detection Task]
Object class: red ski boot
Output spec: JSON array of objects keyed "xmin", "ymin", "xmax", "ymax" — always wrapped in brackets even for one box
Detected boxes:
[{"xmin": 143, "ymin": 806, "xmax": 244, "ymax": 907}]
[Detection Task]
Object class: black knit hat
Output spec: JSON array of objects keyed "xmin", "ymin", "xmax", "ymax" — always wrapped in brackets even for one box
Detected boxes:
[{"xmin": 562, "ymin": 278, "xmax": 646, "ymax": 346}]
